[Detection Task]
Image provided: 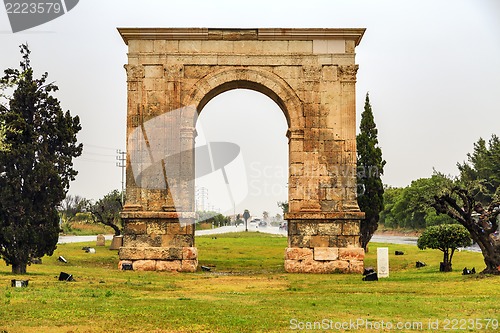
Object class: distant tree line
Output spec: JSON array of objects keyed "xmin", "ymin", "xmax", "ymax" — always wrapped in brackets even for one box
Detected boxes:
[{"xmin": 196, "ymin": 211, "xmax": 231, "ymax": 228}]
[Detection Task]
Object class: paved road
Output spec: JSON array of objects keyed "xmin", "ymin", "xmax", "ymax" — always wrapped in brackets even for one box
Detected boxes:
[
  {"xmin": 58, "ymin": 234, "xmax": 114, "ymax": 244},
  {"xmin": 58, "ymin": 227, "xmax": 481, "ymax": 252},
  {"xmin": 371, "ymin": 234, "xmax": 481, "ymax": 253},
  {"xmin": 195, "ymin": 223, "xmax": 286, "ymax": 236}
]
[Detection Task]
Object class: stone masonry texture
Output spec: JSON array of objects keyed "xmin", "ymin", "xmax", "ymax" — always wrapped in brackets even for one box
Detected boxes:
[{"xmin": 118, "ymin": 28, "xmax": 366, "ymax": 273}]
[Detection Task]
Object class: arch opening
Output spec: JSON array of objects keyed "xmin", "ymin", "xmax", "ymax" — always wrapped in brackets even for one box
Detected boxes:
[
  {"xmin": 184, "ymin": 67, "xmax": 305, "ymax": 131},
  {"xmin": 196, "ymin": 80, "xmax": 291, "ymax": 129},
  {"xmin": 194, "ymin": 88, "xmax": 289, "ymax": 229}
]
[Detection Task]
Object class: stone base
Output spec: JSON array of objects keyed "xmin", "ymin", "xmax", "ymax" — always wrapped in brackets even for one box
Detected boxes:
[
  {"xmin": 119, "ymin": 246, "xmax": 198, "ymax": 272},
  {"xmin": 284, "ymin": 247, "xmax": 364, "ymax": 273}
]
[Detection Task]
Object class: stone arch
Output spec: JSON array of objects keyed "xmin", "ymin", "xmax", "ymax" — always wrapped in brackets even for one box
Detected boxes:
[
  {"xmin": 183, "ymin": 67, "xmax": 304, "ymax": 130},
  {"xmin": 118, "ymin": 27, "xmax": 366, "ymax": 274}
]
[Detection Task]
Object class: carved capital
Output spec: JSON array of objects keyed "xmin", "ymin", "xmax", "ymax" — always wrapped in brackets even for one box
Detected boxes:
[
  {"xmin": 124, "ymin": 64, "xmax": 144, "ymax": 81},
  {"xmin": 338, "ymin": 65, "xmax": 359, "ymax": 82}
]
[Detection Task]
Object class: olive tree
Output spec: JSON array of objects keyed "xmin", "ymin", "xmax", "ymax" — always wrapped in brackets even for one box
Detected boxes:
[{"xmin": 417, "ymin": 224, "xmax": 472, "ymax": 272}]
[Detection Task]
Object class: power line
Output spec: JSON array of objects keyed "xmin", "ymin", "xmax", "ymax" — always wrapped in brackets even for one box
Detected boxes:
[{"xmin": 83, "ymin": 143, "xmax": 119, "ymax": 151}]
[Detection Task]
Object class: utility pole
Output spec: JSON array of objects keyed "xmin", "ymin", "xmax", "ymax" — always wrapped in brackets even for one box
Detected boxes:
[
  {"xmin": 195, "ymin": 187, "xmax": 208, "ymax": 211},
  {"xmin": 116, "ymin": 149, "xmax": 126, "ymax": 205}
]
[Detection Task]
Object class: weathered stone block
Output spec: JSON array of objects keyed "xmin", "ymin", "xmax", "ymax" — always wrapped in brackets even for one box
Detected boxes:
[
  {"xmin": 328, "ymin": 236, "xmax": 339, "ymax": 247},
  {"xmin": 125, "ymin": 222, "xmax": 147, "ymax": 235},
  {"xmin": 337, "ymin": 235, "xmax": 360, "ymax": 248},
  {"xmin": 178, "ymin": 40, "xmax": 202, "ymax": 53},
  {"xmin": 201, "ymin": 40, "xmax": 233, "ymax": 53},
  {"xmin": 342, "ymin": 221, "xmax": 360, "ymax": 235},
  {"xmin": 119, "ymin": 247, "xmax": 145, "ymax": 260},
  {"xmin": 262, "ymin": 41, "xmax": 289, "ymax": 53},
  {"xmin": 173, "ymin": 235, "xmax": 193, "ymax": 247},
  {"xmin": 233, "ymin": 40, "xmax": 263, "ymax": 54},
  {"xmin": 289, "ymin": 235, "xmax": 311, "ymax": 248},
  {"xmin": 296, "ymin": 222, "xmax": 318, "ymax": 236},
  {"xmin": 339, "ymin": 248, "xmax": 365, "ymax": 261},
  {"xmin": 168, "ymin": 222, "xmax": 194, "ymax": 235},
  {"xmin": 324, "ymin": 259, "xmax": 350, "ymax": 273},
  {"xmin": 284, "ymin": 259, "xmax": 316, "ymax": 273},
  {"xmin": 143, "ymin": 247, "xmax": 170, "ymax": 260},
  {"xmin": 146, "ymin": 221, "xmax": 167, "ymax": 235},
  {"xmin": 161, "ymin": 234, "xmax": 174, "ymax": 247},
  {"xmin": 182, "ymin": 247, "xmax": 198, "ymax": 260},
  {"xmin": 133, "ymin": 260, "xmax": 156, "ymax": 271},
  {"xmin": 144, "ymin": 65, "xmax": 164, "ymax": 78},
  {"xmin": 169, "ymin": 247, "xmax": 183, "ymax": 260},
  {"xmin": 314, "ymin": 247, "xmax": 339, "ymax": 261},
  {"xmin": 349, "ymin": 260, "xmax": 364, "ymax": 274},
  {"xmin": 287, "ymin": 221, "xmax": 298, "ymax": 235},
  {"xmin": 322, "ymin": 65, "xmax": 338, "ymax": 81},
  {"xmin": 310, "ymin": 235, "xmax": 329, "ymax": 247},
  {"xmin": 184, "ymin": 65, "xmax": 214, "ymax": 79},
  {"xmin": 288, "ymin": 41, "xmax": 312, "ymax": 53},
  {"xmin": 284, "ymin": 260, "xmax": 299, "ymax": 273},
  {"xmin": 123, "ymin": 234, "xmax": 161, "ymax": 248},
  {"xmin": 156, "ymin": 260, "xmax": 182, "ymax": 272},
  {"xmin": 180, "ymin": 259, "xmax": 198, "ymax": 272},
  {"xmin": 317, "ymin": 222, "xmax": 342, "ymax": 235},
  {"xmin": 129, "ymin": 40, "xmax": 153, "ymax": 53},
  {"xmin": 285, "ymin": 247, "xmax": 313, "ymax": 260}
]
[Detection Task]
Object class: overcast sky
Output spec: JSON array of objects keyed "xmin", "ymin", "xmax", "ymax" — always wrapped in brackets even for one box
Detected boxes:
[{"xmin": 1, "ymin": 0, "xmax": 499, "ymax": 217}]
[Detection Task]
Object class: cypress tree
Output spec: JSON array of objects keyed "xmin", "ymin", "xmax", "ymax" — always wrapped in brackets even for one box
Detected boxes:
[
  {"xmin": 357, "ymin": 93, "xmax": 385, "ymax": 250},
  {"xmin": 0, "ymin": 45, "xmax": 82, "ymax": 274}
]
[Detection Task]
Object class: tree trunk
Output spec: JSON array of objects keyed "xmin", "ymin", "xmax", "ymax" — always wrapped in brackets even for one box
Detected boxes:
[
  {"xmin": 481, "ymin": 244, "xmax": 500, "ymax": 275},
  {"xmin": 102, "ymin": 218, "xmax": 121, "ymax": 236},
  {"xmin": 360, "ymin": 216, "xmax": 378, "ymax": 251},
  {"xmin": 469, "ymin": 230, "xmax": 500, "ymax": 274},
  {"xmin": 12, "ymin": 263, "xmax": 27, "ymax": 275},
  {"xmin": 440, "ymin": 250, "xmax": 452, "ymax": 272},
  {"xmin": 110, "ymin": 223, "xmax": 121, "ymax": 236},
  {"xmin": 432, "ymin": 191, "xmax": 500, "ymax": 275}
]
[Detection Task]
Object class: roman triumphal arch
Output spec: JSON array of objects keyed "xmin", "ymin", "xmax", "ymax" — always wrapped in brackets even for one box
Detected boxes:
[{"xmin": 118, "ymin": 28, "xmax": 366, "ymax": 273}]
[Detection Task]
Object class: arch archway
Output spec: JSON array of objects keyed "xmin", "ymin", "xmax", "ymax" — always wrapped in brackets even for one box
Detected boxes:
[
  {"xmin": 118, "ymin": 28, "xmax": 366, "ymax": 273},
  {"xmin": 185, "ymin": 67, "xmax": 304, "ymax": 130},
  {"xmin": 194, "ymin": 87, "xmax": 288, "ymax": 223}
]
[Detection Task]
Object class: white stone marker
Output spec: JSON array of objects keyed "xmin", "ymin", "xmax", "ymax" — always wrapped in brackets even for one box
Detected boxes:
[{"xmin": 377, "ymin": 247, "xmax": 389, "ymax": 278}]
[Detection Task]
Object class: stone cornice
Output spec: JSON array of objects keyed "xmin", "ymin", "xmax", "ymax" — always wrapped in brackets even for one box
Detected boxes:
[{"xmin": 118, "ymin": 28, "xmax": 366, "ymax": 45}]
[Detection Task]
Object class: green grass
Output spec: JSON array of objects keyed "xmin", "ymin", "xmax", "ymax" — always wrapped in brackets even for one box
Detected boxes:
[{"xmin": 0, "ymin": 233, "xmax": 498, "ymax": 333}]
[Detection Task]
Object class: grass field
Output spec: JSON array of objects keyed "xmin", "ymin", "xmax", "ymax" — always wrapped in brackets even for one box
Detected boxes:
[{"xmin": 0, "ymin": 232, "xmax": 498, "ymax": 333}]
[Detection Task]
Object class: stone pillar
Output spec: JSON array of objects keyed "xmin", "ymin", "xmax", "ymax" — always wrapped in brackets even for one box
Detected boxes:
[
  {"xmin": 118, "ymin": 211, "xmax": 197, "ymax": 272},
  {"xmin": 285, "ymin": 212, "xmax": 364, "ymax": 273},
  {"xmin": 339, "ymin": 64, "xmax": 360, "ymax": 211},
  {"xmin": 283, "ymin": 63, "xmax": 364, "ymax": 274}
]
